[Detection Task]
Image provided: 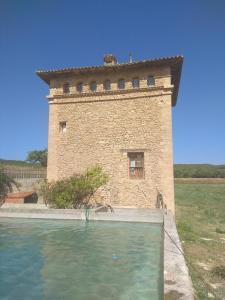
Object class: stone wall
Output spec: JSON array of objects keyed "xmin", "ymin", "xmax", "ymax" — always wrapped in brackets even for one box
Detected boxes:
[{"xmin": 47, "ymin": 65, "xmax": 175, "ymax": 212}]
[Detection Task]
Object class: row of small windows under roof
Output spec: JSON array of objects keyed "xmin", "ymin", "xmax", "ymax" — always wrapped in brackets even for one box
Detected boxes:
[{"xmin": 62, "ymin": 76, "xmax": 155, "ymax": 94}]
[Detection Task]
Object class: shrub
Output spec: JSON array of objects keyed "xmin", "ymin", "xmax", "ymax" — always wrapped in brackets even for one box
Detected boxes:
[
  {"xmin": 0, "ymin": 168, "xmax": 19, "ymax": 205},
  {"xmin": 216, "ymin": 227, "xmax": 225, "ymax": 234},
  {"xmin": 211, "ymin": 266, "xmax": 225, "ymax": 279},
  {"xmin": 41, "ymin": 166, "xmax": 109, "ymax": 208}
]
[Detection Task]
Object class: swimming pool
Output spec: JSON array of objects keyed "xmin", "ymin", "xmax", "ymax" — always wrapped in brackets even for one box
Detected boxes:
[{"xmin": 0, "ymin": 218, "xmax": 163, "ymax": 300}]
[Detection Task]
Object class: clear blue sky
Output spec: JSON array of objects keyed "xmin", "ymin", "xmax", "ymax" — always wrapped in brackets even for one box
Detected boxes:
[{"xmin": 0, "ymin": 0, "xmax": 225, "ymax": 164}]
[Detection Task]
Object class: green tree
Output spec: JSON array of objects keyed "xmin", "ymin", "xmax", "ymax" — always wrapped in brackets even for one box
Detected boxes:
[
  {"xmin": 0, "ymin": 168, "xmax": 19, "ymax": 205},
  {"xmin": 26, "ymin": 149, "xmax": 47, "ymax": 167}
]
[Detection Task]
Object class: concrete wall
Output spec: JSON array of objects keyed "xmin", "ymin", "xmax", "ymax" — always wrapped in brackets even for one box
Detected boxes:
[{"xmin": 12, "ymin": 178, "xmax": 44, "ymax": 192}]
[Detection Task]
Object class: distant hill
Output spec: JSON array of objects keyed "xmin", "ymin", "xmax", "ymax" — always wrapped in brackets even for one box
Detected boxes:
[
  {"xmin": 1, "ymin": 159, "xmax": 225, "ymax": 178},
  {"xmin": 174, "ymin": 164, "xmax": 225, "ymax": 178}
]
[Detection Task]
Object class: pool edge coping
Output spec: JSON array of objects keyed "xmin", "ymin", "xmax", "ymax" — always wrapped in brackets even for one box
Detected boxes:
[{"xmin": 164, "ymin": 211, "xmax": 195, "ymax": 300}]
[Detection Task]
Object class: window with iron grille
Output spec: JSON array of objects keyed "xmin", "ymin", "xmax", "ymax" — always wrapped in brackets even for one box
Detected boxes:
[
  {"xmin": 76, "ymin": 82, "xmax": 83, "ymax": 93},
  {"xmin": 128, "ymin": 152, "xmax": 144, "ymax": 179},
  {"xmin": 90, "ymin": 81, "xmax": 97, "ymax": 92},
  {"xmin": 118, "ymin": 79, "xmax": 125, "ymax": 90},
  {"xmin": 132, "ymin": 78, "xmax": 140, "ymax": 88},
  {"xmin": 103, "ymin": 80, "xmax": 111, "ymax": 91},
  {"xmin": 147, "ymin": 76, "xmax": 155, "ymax": 87}
]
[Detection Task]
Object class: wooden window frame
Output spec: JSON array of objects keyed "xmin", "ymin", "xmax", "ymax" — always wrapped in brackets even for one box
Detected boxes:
[{"xmin": 128, "ymin": 152, "xmax": 145, "ymax": 179}]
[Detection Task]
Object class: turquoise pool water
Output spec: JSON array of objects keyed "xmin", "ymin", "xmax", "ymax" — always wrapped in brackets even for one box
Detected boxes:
[{"xmin": 0, "ymin": 218, "xmax": 163, "ymax": 300}]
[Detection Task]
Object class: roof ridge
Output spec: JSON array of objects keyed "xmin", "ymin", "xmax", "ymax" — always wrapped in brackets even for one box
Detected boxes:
[{"xmin": 36, "ymin": 55, "xmax": 183, "ymax": 74}]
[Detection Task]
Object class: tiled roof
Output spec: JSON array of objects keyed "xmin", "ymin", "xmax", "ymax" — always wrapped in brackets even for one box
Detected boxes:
[
  {"xmin": 36, "ymin": 55, "xmax": 183, "ymax": 106},
  {"xmin": 36, "ymin": 55, "xmax": 183, "ymax": 75}
]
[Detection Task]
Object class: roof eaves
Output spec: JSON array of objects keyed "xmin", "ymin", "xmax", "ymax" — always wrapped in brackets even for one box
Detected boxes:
[
  {"xmin": 36, "ymin": 55, "xmax": 183, "ymax": 105},
  {"xmin": 36, "ymin": 55, "xmax": 183, "ymax": 75}
]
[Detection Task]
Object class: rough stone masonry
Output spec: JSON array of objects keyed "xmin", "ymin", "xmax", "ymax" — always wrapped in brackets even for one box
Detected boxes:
[{"xmin": 37, "ymin": 54, "xmax": 183, "ymax": 213}]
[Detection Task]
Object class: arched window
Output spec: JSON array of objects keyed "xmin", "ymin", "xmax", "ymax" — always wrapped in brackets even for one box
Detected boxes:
[
  {"xmin": 63, "ymin": 83, "xmax": 70, "ymax": 94},
  {"xmin": 132, "ymin": 78, "xmax": 140, "ymax": 88},
  {"xmin": 76, "ymin": 82, "xmax": 83, "ymax": 93},
  {"xmin": 103, "ymin": 80, "xmax": 111, "ymax": 91},
  {"xmin": 118, "ymin": 79, "xmax": 125, "ymax": 90},
  {"xmin": 147, "ymin": 76, "xmax": 155, "ymax": 87},
  {"xmin": 90, "ymin": 81, "xmax": 97, "ymax": 92}
]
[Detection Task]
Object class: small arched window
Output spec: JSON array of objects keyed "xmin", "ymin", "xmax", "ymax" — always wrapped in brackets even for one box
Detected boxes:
[
  {"xmin": 63, "ymin": 83, "xmax": 70, "ymax": 94},
  {"xmin": 90, "ymin": 81, "xmax": 97, "ymax": 92},
  {"xmin": 103, "ymin": 80, "xmax": 111, "ymax": 91},
  {"xmin": 132, "ymin": 78, "xmax": 140, "ymax": 88},
  {"xmin": 118, "ymin": 79, "xmax": 125, "ymax": 90},
  {"xmin": 76, "ymin": 82, "xmax": 83, "ymax": 93},
  {"xmin": 147, "ymin": 76, "xmax": 155, "ymax": 87}
]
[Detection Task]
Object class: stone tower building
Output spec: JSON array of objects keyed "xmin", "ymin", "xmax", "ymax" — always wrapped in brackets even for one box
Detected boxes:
[{"xmin": 37, "ymin": 55, "xmax": 183, "ymax": 213}]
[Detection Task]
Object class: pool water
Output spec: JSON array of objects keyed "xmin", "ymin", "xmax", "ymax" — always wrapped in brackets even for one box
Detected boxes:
[{"xmin": 0, "ymin": 218, "xmax": 163, "ymax": 300}]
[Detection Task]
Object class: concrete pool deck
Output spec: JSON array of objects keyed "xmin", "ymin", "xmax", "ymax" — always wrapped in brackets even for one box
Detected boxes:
[{"xmin": 0, "ymin": 205, "xmax": 194, "ymax": 299}]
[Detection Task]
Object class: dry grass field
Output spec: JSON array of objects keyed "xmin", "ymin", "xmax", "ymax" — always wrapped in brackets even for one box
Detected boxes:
[{"xmin": 175, "ymin": 182, "xmax": 225, "ymax": 299}]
